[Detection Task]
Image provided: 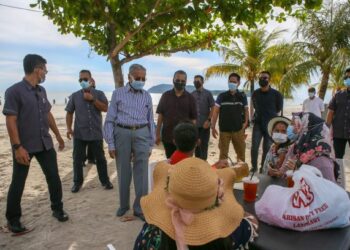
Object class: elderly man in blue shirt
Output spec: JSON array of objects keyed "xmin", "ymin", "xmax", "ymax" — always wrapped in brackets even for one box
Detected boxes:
[{"xmin": 104, "ymin": 64, "xmax": 155, "ymax": 221}]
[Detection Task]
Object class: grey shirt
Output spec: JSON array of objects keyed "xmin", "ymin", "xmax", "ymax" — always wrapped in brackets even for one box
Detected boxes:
[
  {"xmin": 2, "ymin": 79, "xmax": 53, "ymax": 153},
  {"xmin": 328, "ymin": 89, "xmax": 350, "ymax": 139},
  {"xmin": 65, "ymin": 88, "xmax": 108, "ymax": 141},
  {"xmin": 191, "ymin": 88, "xmax": 215, "ymax": 127}
]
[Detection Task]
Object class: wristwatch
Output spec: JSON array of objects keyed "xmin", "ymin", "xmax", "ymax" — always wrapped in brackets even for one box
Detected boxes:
[{"xmin": 12, "ymin": 144, "xmax": 22, "ymax": 150}]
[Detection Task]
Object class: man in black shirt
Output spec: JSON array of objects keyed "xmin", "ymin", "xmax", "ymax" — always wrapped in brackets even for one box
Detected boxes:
[
  {"xmin": 211, "ymin": 73, "xmax": 249, "ymax": 162},
  {"xmin": 251, "ymin": 71, "xmax": 283, "ymax": 173}
]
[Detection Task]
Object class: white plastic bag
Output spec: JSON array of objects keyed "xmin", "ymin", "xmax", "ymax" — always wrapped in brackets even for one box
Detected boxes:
[
  {"xmin": 147, "ymin": 162, "xmax": 157, "ymax": 194},
  {"xmin": 255, "ymin": 165, "xmax": 350, "ymax": 231}
]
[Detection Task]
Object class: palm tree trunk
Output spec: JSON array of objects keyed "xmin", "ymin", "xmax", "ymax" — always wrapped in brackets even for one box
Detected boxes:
[
  {"xmin": 250, "ymin": 79, "xmax": 255, "ymax": 96},
  {"xmin": 318, "ymin": 70, "xmax": 330, "ymax": 100}
]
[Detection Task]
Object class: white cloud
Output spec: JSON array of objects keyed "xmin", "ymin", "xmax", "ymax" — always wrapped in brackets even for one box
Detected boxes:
[{"xmin": 0, "ymin": 2, "xmax": 82, "ymax": 47}]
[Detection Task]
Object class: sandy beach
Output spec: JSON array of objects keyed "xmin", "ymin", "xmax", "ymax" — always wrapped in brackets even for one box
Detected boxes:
[{"xmin": 0, "ymin": 104, "xmax": 349, "ymax": 250}]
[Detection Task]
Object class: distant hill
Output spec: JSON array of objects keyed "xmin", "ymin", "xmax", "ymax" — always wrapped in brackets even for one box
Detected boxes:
[
  {"xmin": 148, "ymin": 84, "xmax": 195, "ymax": 93},
  {"xmin": 147, "ymin": 84, "xmax": 250, "ymax": 96}
]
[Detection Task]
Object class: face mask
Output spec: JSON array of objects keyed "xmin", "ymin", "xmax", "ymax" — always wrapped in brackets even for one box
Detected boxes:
[
  {"xmin": 287, "ymin": 125, "xmax": 298, "ymax": 141},
  {"xmin": 344, "ymin": 78, "xmax": 350, "ymax": 87},
  {"xmin": 194, "ymin": 81, "xmax": 202, "ymax": 89},
  {"xmin": 272, "ymin": 132, "xmax": 288, "ymax": 144},
  {"xmin": 80, "ymin": 80, "xmax": 90, "ymax": 89},
  {"xmin": 130, "ymin": 80, "xmax": 145, "ymax": 90},
  {"xmin": 308, "ymin": 92, "xmax": 315, "ymax": 98},
  {"xmin": 174, "ymin": 81, "xmax": 186, "ymax": 91},
  {"xmin": 228, "ymin": 82, "xmax": 238, "ymax": 91},
  {"xmin": 259, "ymin": 79, "xmax": 269, "ymax": 88}
]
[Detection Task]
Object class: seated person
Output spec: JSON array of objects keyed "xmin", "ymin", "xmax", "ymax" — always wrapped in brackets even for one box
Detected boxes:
[
  {"xmin": 169, "ymin": 122, "xmax": 199, "ymax": 164},
  {"xmin": 135, "ymin": 158, "xmax": 258, "ymax": 250},
  {"xmin": 282, "ymin": 112, "xmax": 337, "ymax": 182},
  {"xmin": 262, "ymin": 116, "xmax": 292, "ymax": 177},
  {"xmin": 148, "ymin": 123, "xmax": 198, "ymax": 193}
]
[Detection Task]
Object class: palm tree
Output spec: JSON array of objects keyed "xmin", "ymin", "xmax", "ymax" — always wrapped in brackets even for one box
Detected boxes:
[
  {"xmin": 296, "ymin": 2, "xmax": 350, "ymax": 100},
  {"xmin": 205, "ymin": 28, "xmax": 307, "ymax": 97}
]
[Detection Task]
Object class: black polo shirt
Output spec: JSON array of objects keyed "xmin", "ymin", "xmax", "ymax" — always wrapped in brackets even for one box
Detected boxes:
[
  {"xmin": 328, "ymin": 89, "xmax": 350, "ymax": 139},
  {"xmin": 156, "ymin": 89, "xmax": 197, "ymax": 143},
  {"xmin": 2, "ymin": 79, "xmax": 53, "ymax": 153},
  {"xmin": 252, "ymin": 87, "xmax": 283, "ymax": 133},
  {"xmin": 216, "ymin": 90, "xmax": 248, "ymax": 132}
]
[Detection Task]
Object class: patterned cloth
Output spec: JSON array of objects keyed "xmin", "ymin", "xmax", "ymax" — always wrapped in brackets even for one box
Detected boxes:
[{"xmin": 134, "ymin": 218, "xmax": 255, "ymax": 250}]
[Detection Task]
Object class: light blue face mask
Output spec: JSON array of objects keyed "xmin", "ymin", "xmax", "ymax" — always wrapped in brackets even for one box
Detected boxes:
[
  {"xmin": 344, "ymin": 78, "xmax": 350, "ymax": 87},
  {"xmin": 228, "ymin": 82, "xmax": 238, "ymax": 91},
  {"xmin": 287, "ymin": 125, "xmax": 298, "ymax": 141},
  {"xmin": 130, "ymin": 80, "xmax": 145, "ymax": 90},
  {"xmin": 80, "ymin": 80, "xmax": 90, "ymax": 89}
]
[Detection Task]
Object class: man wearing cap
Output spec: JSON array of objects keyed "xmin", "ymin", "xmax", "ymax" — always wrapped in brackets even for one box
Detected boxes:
[
  {"xmin": 302, "ymin": 87, "xmax": 324, "ymax": 118},
  {"xmin": 66, "ymin": 69, "xmax": 113, "ymax": 193},
  {"xmin": 104, "ymin": 64, "xmax": 155, "ymax": 220},
  {"xmin": 3, "ymin": 54, "xmax": 68, "ymax": 233},
  {"xmin": 211, "ymin": 72, "xmax": 249, "ymax": 162}
]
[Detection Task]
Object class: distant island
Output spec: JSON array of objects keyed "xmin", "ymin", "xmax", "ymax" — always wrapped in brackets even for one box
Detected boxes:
[{"xmin": 147, "ymin": 84, "xmax": 250, "ymax": 96}]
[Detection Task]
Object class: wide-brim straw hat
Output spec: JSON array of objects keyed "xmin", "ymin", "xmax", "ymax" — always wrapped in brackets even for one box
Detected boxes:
[
  {"xmin": 267, "ymin": 116, "xmax": 291, "ymax": 137},
  {"xmin": 141, "ymin": 158, "xmax": 244, "ymax": 246}
]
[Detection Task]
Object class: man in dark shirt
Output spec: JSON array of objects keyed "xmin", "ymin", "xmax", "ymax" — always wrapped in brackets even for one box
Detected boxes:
[
  {"xmin": 211, "ymin": 73, "xmax": 249, "ymax": 162},
  {"xmin": 326, "ymin": 67, "xmax": 350, "ymax": 187},
  {"xmin": 251, "ymin": 71, "xmax": 283, "ymax": 173},
  {"xmin": 66, "ymin": 70, "xmax": 113, "ymax": 193},
  {"xmin": 156, "ymin": 70, "xmax": 197, "ymax": 158},
  {"xmin": 2, "ymin": 54, "xmax": 69, "ymax": 233},
  {"xmin": 191, "ymin": 75, "xmax": 215, "ymax": 160}
]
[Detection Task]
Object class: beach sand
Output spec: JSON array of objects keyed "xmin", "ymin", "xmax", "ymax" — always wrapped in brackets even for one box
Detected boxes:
[{"xmin": 0, "ymin": 104, "xmax": 349, "ymax": 250}]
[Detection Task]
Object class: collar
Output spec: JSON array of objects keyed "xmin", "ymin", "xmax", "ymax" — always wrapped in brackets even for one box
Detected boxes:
[
  {"xmin": 169, "ymin": 150, "xmax": 190, "ymax": 165},
  {"xmin": 22, "ymin": 78, "xmax": 39, "ymax": 91}
]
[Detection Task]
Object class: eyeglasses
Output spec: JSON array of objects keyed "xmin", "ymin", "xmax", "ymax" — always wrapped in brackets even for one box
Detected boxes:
[
  {"xmin": 79, "ymin": 78, "xmax": 89, "ymax": 82},
  {"xmin": 133, "ymin": 77, "xmax": 146, "ymax": 81},
  {"xmin": 36, "ymin": 66, "xmax": 48, "ymax": 74}
]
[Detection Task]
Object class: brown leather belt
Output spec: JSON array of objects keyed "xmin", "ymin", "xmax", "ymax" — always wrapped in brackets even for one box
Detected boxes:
[{"xmin": 117, "ymin": 123, "xmax": 148, "ymax": 130}]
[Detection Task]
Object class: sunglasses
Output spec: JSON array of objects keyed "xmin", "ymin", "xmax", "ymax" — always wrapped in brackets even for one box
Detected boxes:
[
  {"xmin": 79, "ymin": 78, "xmax": 89, "ymax": 82},
  {"xmin": 175, "ymin": 80, "xmax": 186, "ymax": 83}
]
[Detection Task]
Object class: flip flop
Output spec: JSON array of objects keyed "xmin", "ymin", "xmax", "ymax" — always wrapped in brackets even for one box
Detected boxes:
[
  {"xmin": 119, "ymin": 215, "xmax": 136, "ymax": 222},
  {"xmin": 0, "ymin": 225, "xmax": 35, "ymax": 237}
]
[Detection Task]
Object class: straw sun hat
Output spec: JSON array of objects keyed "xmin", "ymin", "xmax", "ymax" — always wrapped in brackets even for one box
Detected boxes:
[
  {"xmin": 267, "ymin": 116, "xmax": 291, "ymax": 137},
  {"xmin": 141, "ymin": 158, "xmax": 244, "ymax": 246}
]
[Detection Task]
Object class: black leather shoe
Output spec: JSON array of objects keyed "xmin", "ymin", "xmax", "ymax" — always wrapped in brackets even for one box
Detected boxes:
[
  {"xmin": 116, "ymin": 207, "xmax": 129, "ymax": 217},
  {"xmin": 133, "ymin": 212, "xmax": 145, "ymax": 221},
  {"xmin": 52, "ymin": 209, "xmax": 69, "ymax": 222},
  {"xmin": 71, "ymin": 183, "xmax": 82, "ymax": 193},
  {"xmin": 102, "ymin": 181, "xmax": 113, "ymax": 190},
  {"xmin": 7, "ymin": 220, "xmax": 26, "ymax": 233}
]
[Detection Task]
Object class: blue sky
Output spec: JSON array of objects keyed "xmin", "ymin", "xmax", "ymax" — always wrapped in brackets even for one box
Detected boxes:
[{"xmin": 0, "ymin": 0, "xmax": 334, "ymax": 104}]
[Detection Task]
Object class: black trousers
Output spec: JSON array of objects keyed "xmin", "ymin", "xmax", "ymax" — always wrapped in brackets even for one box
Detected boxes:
[
  {"xmin": 73, "ymin": 139, "xmax": 109, "ymax": 185},
  {"xmin": 85, "ymin": 144, "xmax": 95, "ymax": 163},
  {"xmin": 163, "ymin": 141, "xmax": 177, "ymax": 159},
  {"xmin": 333, "ymin": 137, "xmax": 350, "ymax": 159},
  {"xmin": 195, "ymin": 127, "xmax": 210, "ymax": 160},
  {"xmin": 6, "ymin": 148, "xmax": 63, "ymax": 223}
]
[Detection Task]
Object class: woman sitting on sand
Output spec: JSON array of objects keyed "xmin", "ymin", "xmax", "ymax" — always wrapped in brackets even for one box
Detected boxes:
[{"xmin": 134, "ymin": 158, "xmax": 258, "ymax": 250}]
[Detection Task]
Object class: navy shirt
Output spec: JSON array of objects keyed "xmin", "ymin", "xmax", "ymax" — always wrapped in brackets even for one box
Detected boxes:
[
  {"xmin": 2, "ymin": 79, "xmax": 53, "ymax": 153},
  {"xmin": 252, "ymin": 87, "xmax": 283, "ymax": 133},
  {"xmin": 65, "ymin": 88, "xmax": 108, "ymax": 141},
  {"xmin": 216, "ymin": 90, "xmax": 248, "ymax": 132},
  {"xmin": 328, "ymin": 89, "xmax": 350, "ymax": 139},
  {"xmin": 191, "ymin": 88, "xmax": 215, "ymax": 127}
]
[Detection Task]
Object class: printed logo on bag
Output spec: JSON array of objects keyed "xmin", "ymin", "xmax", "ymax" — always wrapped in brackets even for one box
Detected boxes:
[{"xmin": 291, "ymin": 178, "xmax": 314, "ymax": 208}]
